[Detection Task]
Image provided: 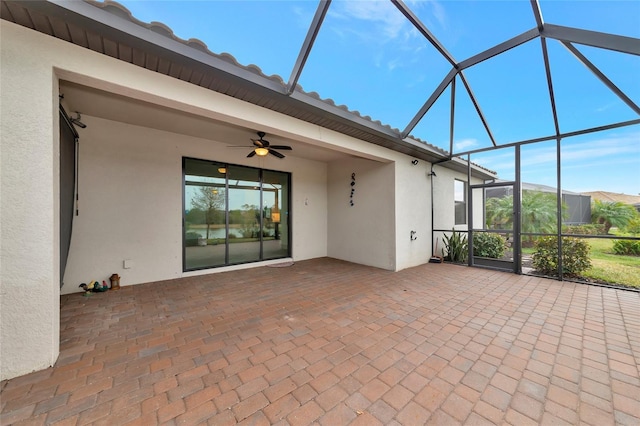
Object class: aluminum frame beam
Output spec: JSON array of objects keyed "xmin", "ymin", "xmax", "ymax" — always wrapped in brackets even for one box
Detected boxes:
[
  {"xmin": 540, "ymin": 37, "xmax": 561, "ymax": 136},
  {"xmin": 530, "ymin": 0, "xmax": 544, "ymax": 31},
  {"xmin": 401, "ymin": 68, "xmax": 457, "ymax": 138},
  {"xmin": 286, "ymin": 0, "xmax": 331, "ymax": 94},
  {"xmin": 391, "ymin": 0, "xmax": 457, "ymax": 67},
  {"xmin": 542, "ymin": 24, "xmax": 640, "ymax": 56},
  {"xmin": 459, "ymin": 72, "xmax": 497, "ymax": 147},
  {"xmin": 458, "ymin": 28, "xmax": 540, "ymax": 71},
  {"xmin": 453, "ymin": 118, "xmax": 640, "ymax": 157},
  {"xmin": 561, "ymin": 41, "xmax": 640, "ymax": 115},
  {"xmin": 449, "ymin": 77, "xmax": 456, "ymax": 154}
]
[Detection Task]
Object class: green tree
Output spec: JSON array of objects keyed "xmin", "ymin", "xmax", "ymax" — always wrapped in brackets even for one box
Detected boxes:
[
  {"xmin": 521, "ymin": 191, "xmax": 559, "ymax": 236},
  {"xmin": 191, "ymin": 186, "xmax": 225, "ymax": 239},
  {"xmin": 486, "ymin": 195, "xmax": 513, "ymax": 230},
  {"xmin": 485, "ymin": 191, "xmax": 563, "ymax": 245},
  {"xmin": 591, "ymin": 200, "xmax": 636, "ymax": 234}
]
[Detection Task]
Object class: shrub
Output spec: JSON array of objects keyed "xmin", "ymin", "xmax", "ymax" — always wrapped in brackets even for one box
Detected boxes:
[
  {"xmin": 612, "ymin": 240, "xmax": 640, "ymax": 256},
  {"xmin": 442, "ymin": 230, "xmax": 468, "ymax": 263},
  {"xmin": 563, "ymin": 224, "xmax": 606, "ymax": 235},
  {"xmin": 532, "ymin": 236, "xmax": 591, "ymax": 277},
  {"xmin": 473, "ymin": 232, "xmax": 507, "ymax": 258},
  {"xmin": 623, "ymin": 216, "xmax": 640, "ymax": 235},
  {"xmin": 185, "ymin": 232, "xmax": 201, "ymax": 247}
]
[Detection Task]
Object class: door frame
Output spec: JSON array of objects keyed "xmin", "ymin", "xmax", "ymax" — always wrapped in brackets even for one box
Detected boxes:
[{"xmin": 468, "ymin": 181, "xmax": 522, "ymax": 273}]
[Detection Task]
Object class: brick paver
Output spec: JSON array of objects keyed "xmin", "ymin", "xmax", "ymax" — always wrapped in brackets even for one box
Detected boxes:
[{"xmin": 1, "ymin": 258, "xmax": 639, "ymax": 424}]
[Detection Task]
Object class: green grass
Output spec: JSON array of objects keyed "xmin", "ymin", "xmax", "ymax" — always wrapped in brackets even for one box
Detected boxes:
[
  {"xmin": 581, "ymin": 238, "xmax": 640, "ymax": 288},
  {"xmin": 521, "ymin": 237, "xmax": 640, "ymax": 289}
]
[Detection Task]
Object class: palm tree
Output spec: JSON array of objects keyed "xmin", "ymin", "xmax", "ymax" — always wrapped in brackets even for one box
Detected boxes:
[
  {"xmin": 591, "ymin": 200, "xmax": 636, "ymax": 234},
  {"xmin": 521, "ymin": 191, "xmax": 558, "ymax": 235},
  {"xmin": 485, "ymin": 191, "xmax": 563, "ymax": 245},
  {"xmin": 485, "ymin": 195, "xmax": 514, "ymax": 230}
]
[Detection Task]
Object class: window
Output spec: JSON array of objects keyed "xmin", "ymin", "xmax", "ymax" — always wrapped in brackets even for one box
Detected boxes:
[
  {"xmin": 455, "ymin": 179, "xmax": 467, "ymax": 225},
  {"xmin": 183, "ymin": 158, "xmax": 290, "ymax": 271}
]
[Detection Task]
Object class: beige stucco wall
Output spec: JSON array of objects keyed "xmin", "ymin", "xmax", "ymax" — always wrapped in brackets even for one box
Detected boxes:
[
  {"xmin": 327, "ymin": 159, "xmax": 396, "ymax": 270},
  {"xmin": 1, "ymin": 22, "xmax": 61, "ymax": 381},
  {"xmin": 394, "ymin": 159, "xmax": 434, "ymax": 270},
  {"xmin": 327, "ymin": 155, "xmax": 434, "ymax": 272}
]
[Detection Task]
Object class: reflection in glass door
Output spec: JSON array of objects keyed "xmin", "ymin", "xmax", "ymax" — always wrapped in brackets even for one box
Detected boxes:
[
  {"xmin": 228, "ymin": 166, "xmax": 261, "ymax": 264},
  {"xmin": 184, "ymin": 160, "xmax": 227, "ymax": 269},
  {"xmin": 183, "ymin": 158, "xmax": 291, "ymax": 271},
  {"xmin": 263, "ymin": 170, "xmax": 290, "ymax": 260}
]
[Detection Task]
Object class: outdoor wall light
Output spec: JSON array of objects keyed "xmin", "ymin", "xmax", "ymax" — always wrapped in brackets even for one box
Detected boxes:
[
  {"xmin": 411, "ymin": 159, "xmax": 419, "ymax": 165},
  {"xmin": 428, "ymin": 171, "xmax": 437, "ymax": 177},
  {"xmin": 217, "ymin": 167, "xmax": 227, "ymax": 174},
  {"xmin": 255, "ymin": 147, "xmax": 269, "ymax": 156}
]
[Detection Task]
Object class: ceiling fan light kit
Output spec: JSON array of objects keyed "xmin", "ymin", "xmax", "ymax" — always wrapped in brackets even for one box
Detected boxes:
[{"xmin": 241, "ymin": 131, "xmax": 292, "ymax": 159}]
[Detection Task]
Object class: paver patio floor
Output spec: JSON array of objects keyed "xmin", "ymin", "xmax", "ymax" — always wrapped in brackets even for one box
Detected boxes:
[{"xmin": 2, "ymin": 258, "xmax": 639, "ymax": 425}]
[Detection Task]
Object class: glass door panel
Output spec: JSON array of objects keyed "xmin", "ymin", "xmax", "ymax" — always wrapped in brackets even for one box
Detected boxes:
[
  {"xmin": 263, "ymin": 170, "xmax": 290, "ymax": 260},
  {"xmin": 471, "ymin": 183, "xmax": 517, "ymax": 272},
  {"xmin": 228, "ymin": 166, "xmax": 261, "ymax": 264},
  {"xmin": 521, "ymin": 141, "xmax": 559, "ymax": 275},
  {"xmin": 184, "ymin": 159, "xmax": 227, "ymax": 269}
]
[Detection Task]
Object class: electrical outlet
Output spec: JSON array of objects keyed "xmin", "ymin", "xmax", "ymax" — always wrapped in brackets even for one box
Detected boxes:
[{"xmin": 123, "ymin": 259, "xmax": 133, "ymax": 269}]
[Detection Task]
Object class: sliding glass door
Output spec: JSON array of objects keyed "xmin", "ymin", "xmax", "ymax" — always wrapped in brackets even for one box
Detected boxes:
[
  {"xmin": 263, "ymin": 170, "xmax": 290, "ymax": 260},
  {"xmin": 184, "ymin": 160, "xmax": 227, "ymax": 269},
  {"xmin": 183, "ymin": 158, "xmax": 290, "ymax": 271},
  {"xmin": 228, "ymin": 166, "xmax": 261, "ymax": 264}
]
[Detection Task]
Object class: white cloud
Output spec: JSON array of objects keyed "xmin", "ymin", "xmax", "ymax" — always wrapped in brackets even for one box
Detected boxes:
[
  {"xmin": 340, "ymin": 1, "xmax": 408, "ymax": 39},
  {"xmin": 454, "ymin": 138, "xmax": 479, "ymax": 150},
  {"xmin": 407, "ymin": 0, "xmax": 448, "ymax": 30},
  {"xmin": 595, "ymin": 101, "xmax": 618, "ymax": 113},
  {"xmin": 327, "ymin": 0, "xmax": 448, "ymax": 73}
]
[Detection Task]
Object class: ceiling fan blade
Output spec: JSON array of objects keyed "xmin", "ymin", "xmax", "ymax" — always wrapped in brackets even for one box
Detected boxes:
[
  {"xmin": 270, "ymin": 145, "xmax": 292, "ymax": 150},
  {"xmin": 247, "ymin": 150, "xmax": 257, "ymax": 158},
  {"xmin": 269, "ymin": 149, "xmax": 285, "ymax": 159},
  {"xmin": 250, "ymin": 138, "xmax": 264, "ymax": 148}
]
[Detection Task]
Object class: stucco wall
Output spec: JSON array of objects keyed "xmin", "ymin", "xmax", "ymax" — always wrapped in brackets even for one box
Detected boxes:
[
  {"xmin": 327, "ymin": 159, "xmax": 396, "ymax": 270},
  {"xmin": 61, "ymin": 116, "xmax": 328, "ymax": 294},
  {"xmin": 1, "ymin": 22, "xmax": 61, "ymax": 380},
  {"xmin": 326, "ymin": 156, "xmax": 434, "ymax": 272},
  {"xmin": 393, "ymin": 159, "xmax": 433, "ymax": 270}
]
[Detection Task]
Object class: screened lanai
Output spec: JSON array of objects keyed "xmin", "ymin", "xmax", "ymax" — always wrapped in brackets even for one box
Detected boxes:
[
  {"xmin": 3, "ymin": 0, "xmax": 638, "ymax": 289},
  {"xmin": 103, "ymin": 0, "xmax": 640, "ymax": 288}
]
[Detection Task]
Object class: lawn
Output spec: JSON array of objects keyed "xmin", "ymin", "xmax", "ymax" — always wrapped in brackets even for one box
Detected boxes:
[
  {"xmin": 581, "ymin": 238, "xmax": 640, "ymax": 289},
  {"xmin": 521, "ymin": 237, "xmax": 640, "ymax": 289}
]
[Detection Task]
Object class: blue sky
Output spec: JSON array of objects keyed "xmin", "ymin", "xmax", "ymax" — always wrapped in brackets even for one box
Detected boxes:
[{"xmin": 117, "ymin": 0, "xmax": 639, "ymax": 195}]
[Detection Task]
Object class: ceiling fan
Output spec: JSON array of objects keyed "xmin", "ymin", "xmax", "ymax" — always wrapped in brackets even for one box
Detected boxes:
[{"xmin": 244, "ymin": 131, "xmax": 292, "ymax": 159}]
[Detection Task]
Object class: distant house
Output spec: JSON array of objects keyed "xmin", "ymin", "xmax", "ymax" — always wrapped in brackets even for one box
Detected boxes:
[{"xmin": 582, "ymin": 191, "xmax": 640, "ymax": 213}]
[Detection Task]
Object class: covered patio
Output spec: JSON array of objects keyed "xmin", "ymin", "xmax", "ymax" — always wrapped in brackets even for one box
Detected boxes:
[{"xmin": 2, "ymin": 259, "xmax": 638, "ymax": 425}]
